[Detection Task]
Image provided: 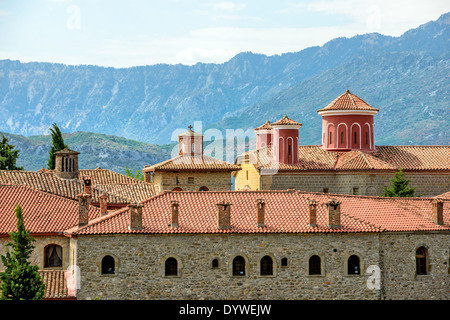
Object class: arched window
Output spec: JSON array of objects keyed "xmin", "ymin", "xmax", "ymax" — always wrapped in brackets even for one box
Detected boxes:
[
  {"xmin": 212, "ymin": 259, "xmax": 219, "ymax": 269},
  {"xmin": 232, "ymin": 256, "xmax": 246, "ymax": 276},
  {"xmin": 44, "ymin": 245, "xmax": 62, "ymax": 268},
  {"xmin": 416, "ymin": 247, "xmax": 427, "ymax": 275},
  {"xmin": 309, "ymin": 255, "xmax": 321, "ymax": 275},
  {"xmin": 172, "ymin": 187, "xmax": 183, "ymax": 192},
  {"xmin": 260, "ymin": 256, "xmax": 273, "ymax": 276},
  {"xmin": 347, "ymin": 255, "xmax": 360, "ymax": 275},
  {"xmin": 199, "ymin": 186, "xmax": 209, "ymax": 191},
  {"xmin": 101, "ymin": 255, "xmax": 115, "ymax": 274},
  {"xmin": 165, "ymin": 257, "xmax": 178, "ymax": 276}
]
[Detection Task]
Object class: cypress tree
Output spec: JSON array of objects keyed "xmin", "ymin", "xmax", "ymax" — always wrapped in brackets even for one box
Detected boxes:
[
  {"xmin": 0, "ymin": 204, "xmax": 46, "ymax": 300},
  {"xmin": 0, "ymin": 134, "xmax": 24, "ymax": 170},
  {"xmin": 381, "ymin": 168, "xmax": 421, "ymax": 197},
  {"xmin": 47, "ymin": 123, "xmax": 68, "ymax": 170}
]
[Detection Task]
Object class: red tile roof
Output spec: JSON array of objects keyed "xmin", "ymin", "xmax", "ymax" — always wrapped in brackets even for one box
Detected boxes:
[
  {"xmin": 95, "ymin": 183, "xmax": 158, "ymax": 203},
  {"xmin": 79, "ymin": 168, "xmax": 149, "ymax": 186},
  {"xmin": 38, "ymin": 270, "xmax": 76, "ymax": 300},
  {"xmin": 436, "ymin": 191, "xmax": 450, "ymax": 200},
  {"xmin": 0, "ymin": 184, "xmax": 101, "ymax": 235},
  {"xmin": 317, "ymin": 90, "xmax": 379, "ymax": 112},
  {"xmin": 66, "ymin": 190, "xmax": 450, "ymax": 236},
  {"xmin": 143, "ymin": 155, "xmax": 241, "ymax": 172},
  {"xmin": 239, "ymin": 145, "xmax": 450, "ymax": 172},
  {"xmin": 271, "ymin": 115, "xmax": 302, "ymax": 126},
  {"xmin": 254, "ymin": 121, "xmax": 273, "ymax": 131}
]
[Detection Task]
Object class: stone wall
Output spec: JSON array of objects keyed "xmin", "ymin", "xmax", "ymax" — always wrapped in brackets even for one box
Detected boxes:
[
  {"xmin": 259, "ymin": 171, "xmax": 449, "ymax": 197},
  {"xmin": 153, "ymin": 171, "xmax": 233, "ymax": 192},
  {"xmin": 0, "ymin": 235, "xmax": 70, "ymax": 271}
]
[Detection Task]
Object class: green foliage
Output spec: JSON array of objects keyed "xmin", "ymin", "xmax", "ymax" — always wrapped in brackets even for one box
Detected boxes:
[
  {"xmin": 0, "ymin": 134, "xmax": 24, "ymax": 170},
  {"xmin": 0, "ymin": 205, "xmax": 45, "ymax": 300},
  {"xmin": 381, "ymin": 168, "xmax": 421, "ymax": 197},
  {"xmin": 125, "ymin": 166, "xmax": 144, "ymax": 181},
  {"xmin": 47, "ymin": 123, "xmax": 68, "ymax": 170}
]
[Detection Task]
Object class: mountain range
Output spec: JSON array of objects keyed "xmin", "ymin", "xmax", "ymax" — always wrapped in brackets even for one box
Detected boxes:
[{"xmin": 0, "ymin": 12, "xmax": 448, "ymax": 165}]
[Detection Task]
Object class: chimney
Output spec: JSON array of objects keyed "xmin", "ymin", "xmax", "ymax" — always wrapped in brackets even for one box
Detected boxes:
[
  {"xmin": 217, "ymin": 201, "xmax": 232, "ymax": 229},
  {"xmin": 170, "ymin": 200, "xmax": 180, "ymax": 228},
  {"xmin": 432, "ymin": 199, "xmax": 444, "ymax": 225},
  {"xmin": 128, "ymin": 203, "xmax": 143, "ymax": 230},
  {"xmin": 99, "ymin": 194, "xmax": 108, "ymax": 216},
  {"xmin": 83, "ymin": 176, "xmax": 92, "ymax": 195},
  {"xmin": 326, "ymin": 199, "xmax": 341, "ymax": 229},
  {"xmin": 256, "ymin": 199, "xmax": 266, "ymax": 227},
  {"xmin": 54, "ymin": 148, "xmax": 79, "ymax": 179},
  {"xmin": 77, "ymin": 193, "xmax": 91, "ymax": 228},
  {"xmin": 308, "ymin": 199, "xmax": 317, "ymax": 227}
]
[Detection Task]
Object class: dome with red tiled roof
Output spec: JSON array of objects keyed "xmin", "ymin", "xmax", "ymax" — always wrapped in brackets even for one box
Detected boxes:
[
  {"xmin": 317, "ymin": 90, "xmax": 379, "ymax": 113},
  {"xmin": 272, "ymin": 115, "xmax": 302, "ymax": 126}
]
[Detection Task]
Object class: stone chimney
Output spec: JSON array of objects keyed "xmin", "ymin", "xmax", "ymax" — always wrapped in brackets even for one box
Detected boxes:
[
  {"xmin": 77, "ymin": 193, "xmax": 91, "ymax": 228},
  {"xmin": 55, "ymin": 148, "xmax": 79, "ymax": 179},
  {"xmin": 432, "ymin": 199, "xmax": 444, "ymax": 225},
  {"xmin": 128, "ymin": 203, "xmax": 143, "ymax": 230},
  {"xmin": 308, "ymin": 199, "xmax": 317, "ymax": 227},
  {"xmin": 217, "ymin": 201, "xmax": 232, "ymax": 229},
  {"xmin": 326, "ymin": 199, "xmax": 341, "ymax": 229},
  {"xmin": 170, "ymin": 200, "xmax": 180, "ymax": 228},
  {"xmin": 83, "ymin": 176, "xmax": 92, "ymax": 195},
  {"xmin": 99, "ymin": 194, "xmax": 108, "ymax": 216},
  {"xmin": 256, "ymin": 199, "xmax": 266, "ymax": 227}
]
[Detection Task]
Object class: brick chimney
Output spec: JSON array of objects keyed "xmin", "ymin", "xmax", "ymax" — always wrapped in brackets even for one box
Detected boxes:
[
  {"xmin": 256, "ymin": 199, "xmax": 266, "ymax": 227},
  {"xmin": 77, "ymin": 193, "xmax": 91, "ymax": 228},
  {"xmin": 432, "ymin": 199, "xmax": 444, "ymax": 225},
  {"xmin": 217, "ymin": 201, "xmax": 232, "ymax": 229},
  {"xmin": 99, "ymin": 194, "xmax": 108, "ymax": 216},
  {"xmin": 83, "ymin": 176, "xmax": 92, "ymax": 195},
  {"xmin": 170, "ymin": 200, "xmax": 180, "ymax": 228},
  {"xmin": 326, "ymin": 199, "xmax": 341, "ymax": 229},
  {"xmin": 308, "ymin": 199, "xmax": 317, "ymax": 227},
  {"xmin": 128, "ymin": 203, "xmax": 143, "ymax": 230}
]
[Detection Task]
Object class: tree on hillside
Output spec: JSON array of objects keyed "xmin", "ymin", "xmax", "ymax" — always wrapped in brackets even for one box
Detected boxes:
[
  {"xmin": 125, "ymin": 166, "xmax": 144, "ymax": 181},
  {"xmin": 381, "ymin": 168, "xmax": 421, "ymax": 197},
  {"xmin": 0, "ymin": 204, "xmax": 46, "ymax": 300},
  {"xmin": 47, "ymin": 123, "xmax": 68, "ymax": 170},
  {"xmin": 0, "ymin": 134, "xmax": 24, "ymax": 170}
]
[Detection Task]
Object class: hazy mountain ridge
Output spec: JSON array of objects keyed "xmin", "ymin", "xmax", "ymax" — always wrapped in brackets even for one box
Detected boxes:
[{"xmin": 0, "ymin": 12, "xmax": 448, "ymax": 145}]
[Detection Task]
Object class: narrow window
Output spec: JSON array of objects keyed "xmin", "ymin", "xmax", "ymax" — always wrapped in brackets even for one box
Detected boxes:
[
  {"xmin": 101, "ymin": 255, "xmax": 115, "ymax": 274},
  {"xmin": 365, "ymin": 132, "xmax": 368, "ymax": 145},
  {"xmin": 44, "ymin": 245, "xmax": 63, "ymax": 268},
  {"xmin": 233, "ymin": 256, "xmax": 245, "ymax": 276},
  {"xmin": 348, "ymin": 255, "xmax": 360, "ymax": 275},
  {"xmin": 260, "ymin": 256, "xmax": 273, "ymax": 276},
  {"xmin": 309, "ymin": 255, "xmax": 321, "ymax": 275},
  {"xmin": 354, "ymin": 131, "xmax": 357, "ymax": 145},
  {"xmin": 61, "ymin": 156, "xmax": 65, "ymax": 172},
  {"xmin": 416, "ymin": 247, "xmax": 427, "ymax": 275},
  {"xmin": 288, "ymin": 145, "xmax": 291, "ymax": 156},
  {"xmin": 212, "ymin": 259, "xmax": 219, "ymax": 269},
  {"xmin": 329, "ymin": 132, "xmax": 332, "ymax": 145},
  {"xmin": 341, "ymin": 132, "xmax": 344, "ymax": 145},
  {"xmin": 281, "ymin": 257, "xmax": 288, "ymax": 267},
  {"xmin": 165, "ymin": 257, "xmax": 178, "ymax": 276},
  {"xmin": 353, "ymin": 187, "xmax": 359, "ymax": 195}
]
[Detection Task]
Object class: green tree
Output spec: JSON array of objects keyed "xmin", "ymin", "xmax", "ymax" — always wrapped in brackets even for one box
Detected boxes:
[
  {"xmin": 0, "ymin": 134, "xmax": 24, "ymax": 170},
  {"xmin": 381, "ymin": 168, "xmax": 421, "ymax": 197},
  {"xmin": 125, "ymin": 166, "xmax": 144, "ymax": 181},
  {"xmin": 0, "ymin": 204, "xmax": 45, "ymax": 300},
  {"xmin": 47, "ymin": 123, "xmax": 68, "ymax": 170}
]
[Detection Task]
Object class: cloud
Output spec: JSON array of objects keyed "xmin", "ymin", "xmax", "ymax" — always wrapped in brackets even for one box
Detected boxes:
[{"xmin": 205, "ymin": 1, "xmax": 246, "ymax": 12}]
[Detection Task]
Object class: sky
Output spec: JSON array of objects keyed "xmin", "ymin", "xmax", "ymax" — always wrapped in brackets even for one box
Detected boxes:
[{"xmin": 0, "ymin": 0, "xmax": 449, "ymax": 67}]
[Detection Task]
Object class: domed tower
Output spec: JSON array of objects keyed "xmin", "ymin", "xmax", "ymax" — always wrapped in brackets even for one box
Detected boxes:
[
  {"xmin": 254, "ymin": 120, "xmax": 273, "ymax": 149},
  {"xmin": 178, "ymin": 125, "xmax": 203, "ymax": 156},
  {"xmin": 317, "ymin": 90, "xmax": 379, "ymax": 152},
  {"xmin": 271, "ymin": 115, "xmax": 302, "ymax": 165}
]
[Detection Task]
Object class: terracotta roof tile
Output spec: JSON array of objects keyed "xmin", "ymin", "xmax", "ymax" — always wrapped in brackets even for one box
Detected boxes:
[
  {"xmin": 254, "ymin": 121, "xmax": 273, "ymax": 131},
  {"xmin": 38, "ymin": 270, "xmax": 76, "ymax": 300},
  {"xmin": 144, "ymin": 155, "xmax": 241, "ymax": 172},
  {"xmin": 317, "ymin": 90, "xmax": 379, "ymax": 112},
  {"xmin": 68, "ymin": 190, "xmax": 450, "ymax": 236},
  {"xmin": 95, "ymin": 183, "xmax": 158, "ymax": 203},
  {"xmin": 0, "ymin": 184, "xmax": 101, "ymax": 235},
  {"xmin": 271, "ymin": 115, "xmax": 302, "ymax": 126}
]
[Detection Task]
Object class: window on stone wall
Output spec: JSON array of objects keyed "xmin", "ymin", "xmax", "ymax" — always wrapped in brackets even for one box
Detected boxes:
[
  {"xmin": 188, "ymin": 177, "xmax": 194, "ymax": 184},
  {"xmin": 165, "ymin": 257, "xmax": 178, "ymax": 276},
  {"xmin": 44, "ymin": 245, "xmax": 63, "ymax": 268},
  {"xmin": 353, "ymin": 187, "xmax": 359, "ymax": 195},
  {"xmin": 101, "ymin": 255, "xmax": 115, "ymax": 274},
  {"xmin": 199, "ymin": 186, "xmax": 209, "ymax": 191},
  {"xmin": 416, "ymin": 247, "xmax": 427, "ymax": 275},
  {"xmin": 212, "ymin": 259, "xmax": 219, "ymax": 269},
  {"xmin": 347, "ymin": 255, "xmax": 360, "ymax": 275},
  {"xmin": 309, "ymin": 255, "xmax": 321, "ymax": 275},
  {"xmin": 233, "ymin": 256, "xmax": 246, "ymax": 276},
  {"xmin": 281, "ymin": 257, "xmax": 288, "ymax": 267},
  {"xmin": 260, "ymin": 256, "xmax": 273, "ymax": 276},
  {"xmin": 323, "ymin": 188, "xmax": 329, "ymax": 194}
]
